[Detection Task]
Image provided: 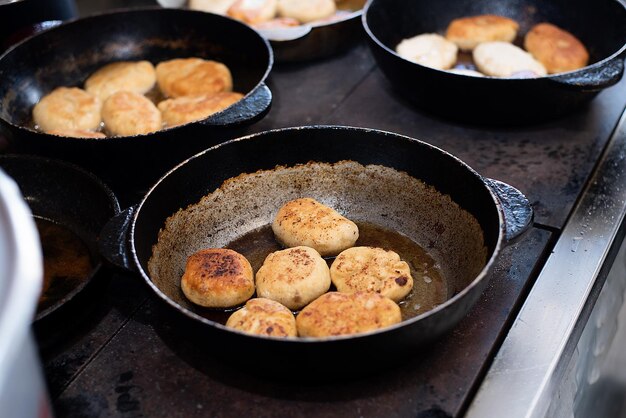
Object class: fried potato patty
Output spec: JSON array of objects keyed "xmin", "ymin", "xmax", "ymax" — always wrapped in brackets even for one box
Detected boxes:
[
  {"xmin": 226, "ymin": 298, "xmax": 297, "ymax": 337},
  {"xmin": 189, "ymin": 0, "xmax": 237, "ymax": 14},
  {"xmin": 33, "ymin": 87, "xmax": 102, "ymax": 133},
  {"xmin": 228, "ymin": 0, "xmax": 278, "ymax": 24},
  {"xmin": 395, "ymin": 33, "xmax": 458, "ymax": 70},
  {"xmin": 272, "ymin": 197, "xmax": 359, "ymax": 257},
  {"xmin": 473, "ymin": 41, "xmax": 547, "ymax": 77},
  {"xmin": 158, "ymin": 91, "xmax": 243, "ymax": 127},
  {"xmin": 156, "ymin": 58, "xmax": 233, "ymax": 98},
  {"xmin": 446, "ymin": 14, "xmax": 519, "ymax": 51},
  {"xmin": 330, "ymin": 246, "xmax": 413, "ymax": 302},
  {"xmin": 84, "ymin": 60, "xmax": 156, "ymax": 101},
  {"xmin": 255, "ymin": 246, "xmax": 331, "ymax": 310},
  {"xmin": 277, "ymin": 0, "xmax": 336, "ymax": 23},
  {"xmin": 296, "ymin": 291, "xmax": 401, "ymax": 338},
  {"xmin": 101, "ymin": 91, "xmax": 162, "ymax": 136},
  {"xmin": 181, "ymin": 248, "xmax": 255, "ymax": 308},
  {"xmin": 524, "ymin": 23, "xmax": 589, "ymax": 74}
]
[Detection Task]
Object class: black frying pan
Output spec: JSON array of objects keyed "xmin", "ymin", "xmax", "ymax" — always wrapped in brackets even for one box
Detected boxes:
[
  {"xmin": 100, "ymin": 126, "xmax": 532, "ymax": 377},
  {"xmin": 0, "ymin": 0, "xmax": 76, "ymax": 52},
  {"xmin": 0, "ymin": 154, "xmax": 119, "ymax": 322},
  {"xmin": 363, "ymin": 0, "xmax": 626, "ymax": 124},
  {"xmin": 0, "ymin": 8, "xmax": 273, "ymax": 190}
]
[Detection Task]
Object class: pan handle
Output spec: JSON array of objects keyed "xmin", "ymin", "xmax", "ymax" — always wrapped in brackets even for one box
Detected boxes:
[
  {"xmin": 201, "ymin": 83, "xmax": 272, "ymax": 127},
  {"xmin": 485, "ymin": 178, "xmax": 534, "ymax": 245},
  {"xmin": 99, "ymin": 206, "xmax": 138, "ymax": 272},
  {"xmin": 549, "ymin": 57, "xmax": 624, "ymax": 92}
]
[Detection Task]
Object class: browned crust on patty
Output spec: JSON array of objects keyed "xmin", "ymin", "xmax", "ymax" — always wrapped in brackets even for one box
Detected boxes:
[
  {"xmin": 181, "ymin": 248, "xmax": 254, "ymax": 308},
  {"xmin": 101, "ymin": 91, "xmax": 162, "ymax": 136},
  {"xmin": 226, "ymin": 298, "xmax": 297, "ymax": 337},
  {"xmin": 156, "ymin": 58, "xmax": 233, "ymax": 98},
  {"xmin": 330, "ymin": 246, "xmax": 413, "ymax": 302},
  {"xmin": 446, "ymin": 14, "xmax": 519, "ymax": 51},
  {"xmin": 255, "ymin": 246, "xmax": 330, "ymax": 310},
  {"xmin": 158, "ymin": 92, "xmax": 243, "ymax": 127},
  {"xmin": 33, "ymin": 87, "xmax": 102, "ymax": 133},
  {"xmin": 84, "ymin": 60, "xmax": 156, "ymax": 101},
  {"xmin": 524, "ymin": 23, "xmax": 589, "ymax": 74},
  {"xmin": 296, "ymin": 291, "xmax": 401, "ymax": 337},
  {"xmin": 272, "ymin": 197, "xmax": 359, "ymax": 256}
]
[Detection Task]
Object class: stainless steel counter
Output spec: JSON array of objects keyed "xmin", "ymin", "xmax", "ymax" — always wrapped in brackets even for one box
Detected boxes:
[{"xmin": 468, "ymin": 108, "xmax": 626, "ymax": 417}]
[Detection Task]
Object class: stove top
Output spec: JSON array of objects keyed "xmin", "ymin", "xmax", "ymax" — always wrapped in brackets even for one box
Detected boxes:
[
  {"xmin": 10, "ymin": 1, "xmax": 626, "ymax": 416},
  {"xmin": 28, "ymin": 39, "xmax": 626, "ymax": 417}
]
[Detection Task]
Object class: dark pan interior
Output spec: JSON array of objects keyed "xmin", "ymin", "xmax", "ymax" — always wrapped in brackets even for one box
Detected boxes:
[
  {"xmin": 0, "ymin": 7, "xmax": 271, "ymax": 127},
  {"xmin": 366, "ymin": 0, "xmax": 626, "ymax": 65},
  {"xmin": 0, "ymin": 155, "xmax": 119, "ymax": 320},
  {"xmin": 133, "ymin": 127, "xmax": 500, "ymax": 329}
]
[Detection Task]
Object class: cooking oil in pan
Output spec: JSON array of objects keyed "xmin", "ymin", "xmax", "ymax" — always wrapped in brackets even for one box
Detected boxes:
[
  {"xmin": 220, "ymin": 221, "xmax": 447, "ymax": 322},
  {"xmin": 35, "ymin": 217, "xmax": 94, "ymax": 313}
]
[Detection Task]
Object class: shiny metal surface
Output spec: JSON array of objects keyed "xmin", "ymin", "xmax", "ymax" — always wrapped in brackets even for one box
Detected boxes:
[
  {"xmin": 467, "ymin": 107, "xmax": 626, "ymax": 417},
  {"xmin": 550, "ymin": 235, "xmax": 626, "ymax": 417},
  {"xmin": 0, "ymin": 168, "xmax": 48, "ymax": 417}
]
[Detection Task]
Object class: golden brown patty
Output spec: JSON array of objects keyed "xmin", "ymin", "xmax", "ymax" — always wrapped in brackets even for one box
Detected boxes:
[
  {"xmin": 84, "ymin": 61, "xmax": 156, "ymax": 101},
  {"xmin": 158, "ymin": 92, "xmax": 244, "ymax": 127},
  {"xmin": 33, "ymin": 87, "xmax": 102, "ymax": 133},
  {"xmin": 524, "ymin": 23, "xmax": 589, "ymax": 74},
  {"xmin": 330, "ymin": 246, "xmax": 413, "ymax": 302},
  {"xmin": 47, "ymin": 129, "xmax": 106, "ymax": 138},
  {"xmin": 296, "ymin": 291, "xmax": 401, "ymax": 338},
  {"xmin": 156, "ymin": 58, "xmax": 233, "ymax": 98},
  {"xmin": 226, "ymin": 298, "xmax": 297, "ymax": 337},
  {"xmin": 181, "ymin": 248, "xmax": 255, "ymax": 308},
  {"xmin": 255, "ymin": 246, "xmax": 331, "ymax": 310},
  {"xmin": 277, "ymin": 0, "xmax": 336, "ymax": 23},
  {"xmin": 227, "ymin": 0, "xmax": 278, "ymax": 24},
  {"xmin": 272, "ymin": 197, "xmax": 359, "ymax": 257},
  {"xmin": 446, "ymin": 14, "xmax": 519, "ymax": 51},
  {"xmin": 101, "ymin": 91, "xmax": 162, "ymax": 136}
]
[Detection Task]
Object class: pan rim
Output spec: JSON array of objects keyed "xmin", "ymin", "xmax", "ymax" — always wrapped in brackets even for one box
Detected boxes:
[{"xmin": 0, "ymin": 153, "xmax": 121, "ymax": 322}]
